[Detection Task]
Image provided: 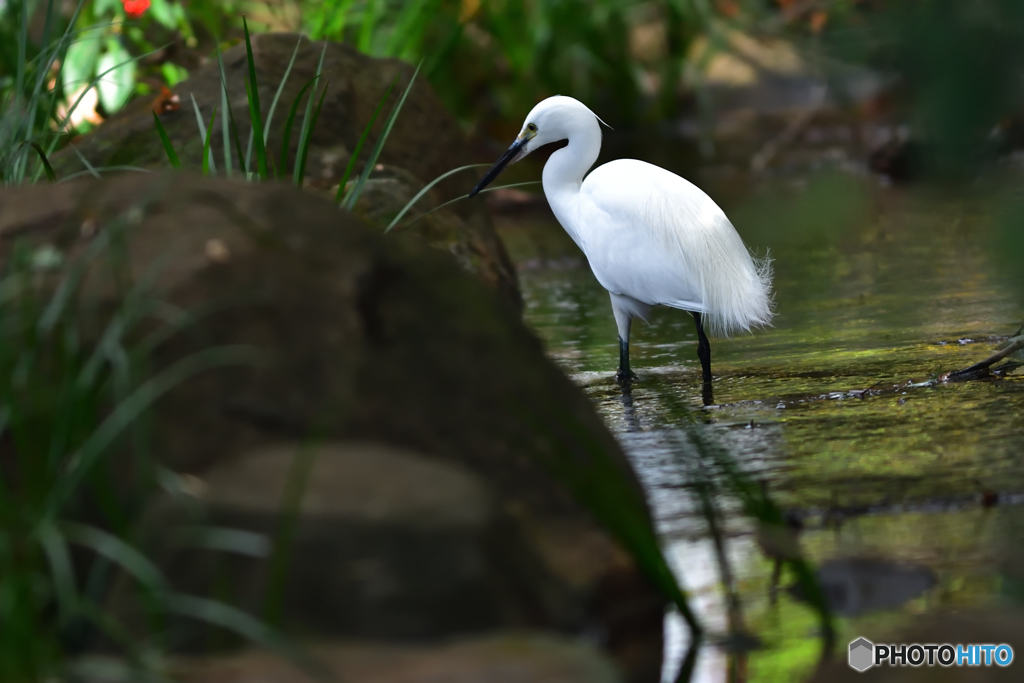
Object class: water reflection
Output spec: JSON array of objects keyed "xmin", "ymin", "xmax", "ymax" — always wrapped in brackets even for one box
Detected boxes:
[{"xmin": 502, "ymin": 175, "xmax": 1024, "ymax": 681}]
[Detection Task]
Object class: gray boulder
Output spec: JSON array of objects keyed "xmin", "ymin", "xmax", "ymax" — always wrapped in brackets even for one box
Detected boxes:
[{"xmin": 0, "ymin": 173, "xmax": 663, "ymax": 682}]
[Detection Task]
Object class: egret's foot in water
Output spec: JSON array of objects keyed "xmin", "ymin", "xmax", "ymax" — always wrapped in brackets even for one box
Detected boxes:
[
  {"xmin": 616, "ymin": 368, "xmax": 637, "ymax": 385},
  {"xmin": 616, "ymin": 337, "xmax": 637, "ymax": 385},
  {"xmin": 701, "ymin": 380, "xmax": 714, "ymax": 407}
]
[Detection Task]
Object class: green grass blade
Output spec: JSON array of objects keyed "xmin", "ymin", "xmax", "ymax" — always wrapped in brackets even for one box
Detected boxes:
[
  {"xmin": 243, "ymin": 36, "xmax": 302, "ymax": 177},
  {"xmin": 222, "ymin": 82, "xmax": 247, "ymax": 178},
  {"xmin": 216, "ymin": 44, "xmax": 233, "ymax": 177},
  {"xmin": 173, "ymin": 526, "xmax": 270, "ymax": 557},
  {"xmin": 27, "ymin": 4, "xmax": 87, "ymax": 181},
  {"xmin": 335, "ymin": 74, "xmax": 398, "ymax": 205},
  {"xmin": 190, "ymin": 94, "xmax": 217, "ymax": 176},
  {"xmin": 263, "ymin": 36, "xmax": 303, "ymax": 150},
  {"xmin": 242, "ymin": 18, "xmax": 268, "ymax": 180},
  {"xmin": 277, "ymin": 78, "xmax": 317, "ymax": 178},
  {"xmin": 388, "ymin": 180, "xmax": 539, "ymax": 232},
  {"xmin": 164, "ymin": 593, "xmax": 322, "ymax": 672},
  {"xmin": 343, "ymin": 62, "xmax": 421, "ymax": 210},
  {"xmin": 37, "ymin": 521, "xmax": 78, "ymax": 624},
  {"xmin": 294, "ymin": 81, "xmax": 328, "ymax": 187},
  {"xmin": 383, "ymin": 163, "xmax": 489, "ymax": 231},
  {"xmin": 42, "ymin": 344, "xmax": 262, "ymax": 517},
  {"xmin": 203, "ymin": 105, "xmax": 219, "ymax": 176},
  {"xmin": 244, "ymin": 76, "xmax": 268, "ymax": 180},
  {"xmin": 29, "ymin": 143, "xmax": 57, "ymax": 182},
  {"xmin": 264, "ymin": 437, "xmax": 323, "ymax": 626},
  {"xmin": 56, "ymin": 166, "xmax": 151, "ymax": 184},
  {"xmin": 60, "ymin": 522, "xmax": 168, "ymax": 592},
  {"xmin": 70, "ymin": 144, "xmax": 100, "ymax": 179},
  {"xmin": 152, "ymin": 112, "xmax": 181, "ymax": 168},
  {"xmin": 292, "ymin": 42, "xmax": 328, "ymax": 185}
]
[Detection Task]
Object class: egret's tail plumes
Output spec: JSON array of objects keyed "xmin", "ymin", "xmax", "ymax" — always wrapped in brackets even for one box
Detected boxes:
[
  {"xmin": 677, "ymin": 219, "xmax": 773, "ymax": 338},
  {"xmin": 638, "ymin": 175, "xmax": 774, "ymax": 338}
]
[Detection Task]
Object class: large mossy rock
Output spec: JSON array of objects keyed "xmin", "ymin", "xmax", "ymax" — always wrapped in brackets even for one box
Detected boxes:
[
  {"xmin": 51, "ymin": 33, "xmax": 520, "ymax": 310},
  {"xmin": 0, "ymin": 173, "xmax": 663, "ymax": 683}
]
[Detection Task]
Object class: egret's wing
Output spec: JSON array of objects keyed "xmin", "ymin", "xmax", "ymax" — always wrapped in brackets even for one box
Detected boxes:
[{"xmin": 579, "ymin": 159, "xmax": 772, "ymax": 337}]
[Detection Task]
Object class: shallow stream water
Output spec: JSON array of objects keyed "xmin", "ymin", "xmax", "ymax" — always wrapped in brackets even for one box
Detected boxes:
[{"xmin": 496, "ymin": 172, "xmax": 1024, "ymax": 682}]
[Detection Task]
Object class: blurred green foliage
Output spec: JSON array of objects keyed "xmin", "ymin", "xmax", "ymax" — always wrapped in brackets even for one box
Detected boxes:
[
  {"xmin": 0, "ymin": 0, "xmax": 720, "ymax": 139},
  {"xmin": 823, "ymin": 0, "xmax": 1024, "ymax": 178},
  {"xmin": 5, "ymin": 0, "xmax": 1024, "ymax": 161}
]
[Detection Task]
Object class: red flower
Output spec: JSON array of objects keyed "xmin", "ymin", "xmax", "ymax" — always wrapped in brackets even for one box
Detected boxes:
[{"xmin": 121, "ymin": 0, "xmax": 150, "ymax": 19}]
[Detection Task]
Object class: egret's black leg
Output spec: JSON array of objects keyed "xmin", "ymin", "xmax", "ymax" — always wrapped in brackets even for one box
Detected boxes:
[
  {"xmin": 691, "ymin": 312, "xmax": 714, "ymax": 405},
  {"xmin": 616, "ymin": 337, "xmax": 635, "ymax": 385},
  {"xmin": 692, "ymin": 312, "xmax": 713, "ymax": 383}
]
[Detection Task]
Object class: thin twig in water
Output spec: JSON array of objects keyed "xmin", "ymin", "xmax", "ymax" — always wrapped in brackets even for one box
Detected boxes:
[{"xmin": 945, "ymin": 335, "xmax": 1024, "ymax": 381}]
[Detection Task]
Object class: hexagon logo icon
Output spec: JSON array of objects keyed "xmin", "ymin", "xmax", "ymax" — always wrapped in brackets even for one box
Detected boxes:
[{"xmin": 849, "ymin": 637, "xmax": 875, "ymax": 672}]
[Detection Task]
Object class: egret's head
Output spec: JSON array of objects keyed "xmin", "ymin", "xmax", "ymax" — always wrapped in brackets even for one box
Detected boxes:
[{"xmin": 469, "ymin": 96, "xmax": 603, "ymax": 197}]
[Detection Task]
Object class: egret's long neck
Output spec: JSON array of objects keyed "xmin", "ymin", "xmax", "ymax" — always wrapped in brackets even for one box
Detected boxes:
[{"xmin": 542, "ymin": 118, "xmax": 601, "ymax": 247}]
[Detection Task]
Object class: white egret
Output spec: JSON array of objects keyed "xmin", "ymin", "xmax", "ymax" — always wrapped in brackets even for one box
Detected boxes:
[{"xmin": 469, "ymin": 96, "xmax": 773, "ymax": 394}]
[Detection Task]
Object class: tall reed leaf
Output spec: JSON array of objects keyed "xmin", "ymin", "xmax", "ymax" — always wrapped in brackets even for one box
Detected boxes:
[
  {"xmin": 242, "ymin": 78, "xmax": 267, "ymax": 179},
  {"xmin": 343, "ymin": 62, "xmax": 421, "ymax": 210},
  {"xmin": 241, "ymin": 18, "xmax": 268, "ymax": 180},
  {"xmin": 278, "ymin": 78, "xmax": 317, "ymax": 177},
  {"xmin": 335, "ymin": 74, "xmax": 398, "ymax": 205},
  {"xmin": 216, "ymin": 44, "xmax": 233, "ymax": 176},
  {"xmin": 244, "ymin": 35, "xmax": 303, "ymax": 178},
  {"xmin": 294, "ymin": 82, "xmax": 329, "ymax": 187},
  {"xmin": 263, "ymin": 38, "xmax": 303, "ymax": 152},
  {"xmin": 293, "ymin": 42, "xmax": 328, "ymax": 186}
]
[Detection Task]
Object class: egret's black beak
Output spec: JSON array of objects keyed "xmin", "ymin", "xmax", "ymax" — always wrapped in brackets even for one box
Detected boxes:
[{"xmin": 469, "ymin": 136, "xmax": 530, "ymax": 197}]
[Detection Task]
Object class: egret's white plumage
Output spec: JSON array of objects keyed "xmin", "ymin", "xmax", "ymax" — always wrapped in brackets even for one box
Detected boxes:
[{"xmin": 471, "ymin": 95, "xmax": 773, "ymax": 384}]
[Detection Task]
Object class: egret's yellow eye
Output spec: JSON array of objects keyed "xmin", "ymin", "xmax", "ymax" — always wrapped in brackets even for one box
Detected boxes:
[{"xmin": 527, "ymin": 123, "xmax": 537, "ymax": 132}]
